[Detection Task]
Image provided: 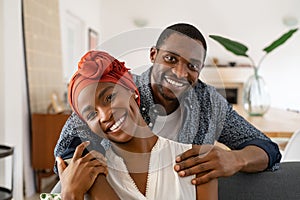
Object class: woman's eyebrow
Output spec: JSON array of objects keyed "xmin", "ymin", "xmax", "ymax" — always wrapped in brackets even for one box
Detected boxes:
[
  {"xmin": 81, "ymin": 105, "xmax": 94, "ymax": 116},
  {"xmin": 97, "ymin": 85, "xmax": 114, "ymax": 100}
]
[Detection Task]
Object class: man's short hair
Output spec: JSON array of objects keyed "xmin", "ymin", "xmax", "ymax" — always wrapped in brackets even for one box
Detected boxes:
[{"xmin": 155, "ymin": 23, "xmax": 207, "ymax": 51}]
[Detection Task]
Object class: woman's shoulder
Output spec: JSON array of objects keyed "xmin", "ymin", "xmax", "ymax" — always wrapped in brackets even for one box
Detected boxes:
[{"xmin": 157, "ymin": 137, "xmax": 192, "ymax": 153}]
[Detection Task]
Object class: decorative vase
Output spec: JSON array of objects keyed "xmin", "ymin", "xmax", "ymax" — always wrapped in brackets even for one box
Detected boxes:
[{"xmin": 243, "ymin": 68, "xmax": 270, "ymax": 116}]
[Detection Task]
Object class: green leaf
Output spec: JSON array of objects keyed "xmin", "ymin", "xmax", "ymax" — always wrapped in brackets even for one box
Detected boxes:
[
  {"xmin": 209, "ymin": 35, "xmax": 249, "ymax": 57},
  {"xmin": 263, "ymin": 28, "xmax": 298, "ymax": 53}
]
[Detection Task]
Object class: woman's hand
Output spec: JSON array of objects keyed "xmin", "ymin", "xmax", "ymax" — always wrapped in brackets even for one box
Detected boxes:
[{"xmin": 57, "ymin": 141, "xmax": 108, "ymax": 200}]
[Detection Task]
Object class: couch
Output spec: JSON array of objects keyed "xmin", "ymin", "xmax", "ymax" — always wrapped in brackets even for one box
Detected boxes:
[
  {"xmin": 51, "ymin": 162, "xmax": 300, "ymax": 199},
  {"xmin": 218, "ymin": 162, "xmax": 300, "ymax": 200}
]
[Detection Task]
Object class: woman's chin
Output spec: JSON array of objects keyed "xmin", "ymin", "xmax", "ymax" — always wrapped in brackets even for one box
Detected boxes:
[{"xmin": 108, "ymin": 131, "xmax": 133, "ymax": 144}]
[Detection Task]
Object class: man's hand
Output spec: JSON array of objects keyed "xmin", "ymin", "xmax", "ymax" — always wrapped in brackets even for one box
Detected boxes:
[
  {"xmin": 174, "ymin": 144, "xmax": 268, "ymax": 185},
  {"xmin": 57, "ymin": 141, "xmax": 108, "ymax": 199}
]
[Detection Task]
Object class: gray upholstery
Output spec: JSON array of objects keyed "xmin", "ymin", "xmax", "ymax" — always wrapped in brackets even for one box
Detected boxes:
[
  {"xmin": 218, "ymin": 162, "xmax": 300, "ymax": 200},
  {"xmin": 52, "ymin": 162, "xmax": 300, "ymax": 199}
]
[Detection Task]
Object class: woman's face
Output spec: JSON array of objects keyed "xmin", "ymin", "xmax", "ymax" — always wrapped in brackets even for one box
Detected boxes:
[{"xmin": 77, "ymin": 82, "xmax": 142, "ymax": 144}]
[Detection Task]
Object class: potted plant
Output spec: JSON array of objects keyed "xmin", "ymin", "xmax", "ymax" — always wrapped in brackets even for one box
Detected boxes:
[{"xmin": 209, "ymin": 28, "xmax": 298, "ymax": 116}]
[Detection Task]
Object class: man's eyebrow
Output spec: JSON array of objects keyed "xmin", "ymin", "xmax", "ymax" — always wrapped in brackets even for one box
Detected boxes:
[
  {"xmin": 189, "ymin": 58, "xmax": 202, "ymax": 64},
  {"xmin": 161, "ymin": 49, "xmax": 180, "ymax": 57}
]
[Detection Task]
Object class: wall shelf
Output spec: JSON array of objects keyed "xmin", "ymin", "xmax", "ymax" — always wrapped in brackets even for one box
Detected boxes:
[{"xmin": 0, "ymin": 145, "xmax": 14, "ymax": 200}]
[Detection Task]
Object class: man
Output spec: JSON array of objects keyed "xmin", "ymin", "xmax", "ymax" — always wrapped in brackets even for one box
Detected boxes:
[{"xmin": 54, "ymin": 23, "xmax": 281, "ymax": 185}]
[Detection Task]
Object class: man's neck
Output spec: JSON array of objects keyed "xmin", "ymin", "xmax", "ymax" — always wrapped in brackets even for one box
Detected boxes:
[{"xmin": 153, "ymin": 95, "xmax": 179, "ymax": 115}]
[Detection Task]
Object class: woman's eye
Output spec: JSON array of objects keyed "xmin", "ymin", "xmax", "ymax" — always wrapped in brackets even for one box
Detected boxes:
[
  {"xmin": 164, "ymin": 55, "xmax": 176, "ymax": 63},
  {"xmin": 105, "ymin": 93, "xmax": 116, "ymax": 103},
  {"xmin": 87, "ymin": 111, "xmax": 97, "ymax": 121}
]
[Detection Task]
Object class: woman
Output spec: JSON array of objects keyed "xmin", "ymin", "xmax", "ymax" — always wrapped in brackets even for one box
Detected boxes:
[{"xmin": 56, "ymin": 50, "xmax": 218, "ymax": 200}]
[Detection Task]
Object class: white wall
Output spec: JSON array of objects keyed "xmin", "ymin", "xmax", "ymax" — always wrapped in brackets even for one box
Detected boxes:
[
  {"xmin": 0, "ymin": 0, "xmax": 5, "ymax": 188},
  {"xmin": 59, "ymin": 0, "xmax": 102, "ymax": 82},
  {"xmin": 2, "ymin": 0, "xmax": 29, "ymax": 198},
  {"xmin": 0, "ymin": 0, "xmax": 4, "ymax": 144},
  {"xmin": 98, "ymin": 0, "xmax": 300, "ymax": 111}
]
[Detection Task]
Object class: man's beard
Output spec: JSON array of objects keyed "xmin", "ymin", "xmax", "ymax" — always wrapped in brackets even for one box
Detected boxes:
[{"xmin": 157, "ymin": 83, "xmax": 179, "ymax": 101}]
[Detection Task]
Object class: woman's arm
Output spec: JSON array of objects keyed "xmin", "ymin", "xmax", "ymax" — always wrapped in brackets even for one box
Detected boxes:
[
  {"xmin": 88, "ymin": 175, "xmax": 120, "ymax": 200},
  {"xmin": 57, "ymin": 141, "xmax": 112, "ymax": 200},
  {"xmin": 196, "ymin": 175, "xmax": 218, "ymax": 200}
]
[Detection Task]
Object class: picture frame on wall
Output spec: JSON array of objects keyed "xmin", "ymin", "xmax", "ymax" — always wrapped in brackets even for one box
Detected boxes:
[{"xmin": 88, "ymin": 28, "xmax": 99, "ymax": 50}]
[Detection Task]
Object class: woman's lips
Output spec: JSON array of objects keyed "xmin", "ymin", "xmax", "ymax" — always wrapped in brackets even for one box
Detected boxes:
[{"xmin": 105, "ymin": 114, "xmax": 127, "ymax": 134}]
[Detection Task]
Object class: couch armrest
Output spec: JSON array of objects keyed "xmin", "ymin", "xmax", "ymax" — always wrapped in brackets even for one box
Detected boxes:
[{"xmin": 218, "ymin": 162, "xmax": 300, "ymax": 200}]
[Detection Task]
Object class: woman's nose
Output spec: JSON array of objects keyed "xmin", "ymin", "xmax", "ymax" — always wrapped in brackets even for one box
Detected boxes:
[{"xmin": 97, "ymin": 106, "xmax": 112, "ymax": 123}]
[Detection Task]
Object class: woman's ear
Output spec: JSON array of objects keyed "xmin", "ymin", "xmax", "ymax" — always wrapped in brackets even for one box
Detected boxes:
[
  {"xmin": 150, "ymin": 47, "xmax": 157, "ymax": 63},
  {"xmin": 130, "ymin": 91, "xmax": 140, "ymax": 107},
  {"xmin": 129, "ymin": 91, "xmax": 138, "ymax": 100},
  {"xmin": 134, "ymin": 94, "xmax": 139, "ymax": 100}
]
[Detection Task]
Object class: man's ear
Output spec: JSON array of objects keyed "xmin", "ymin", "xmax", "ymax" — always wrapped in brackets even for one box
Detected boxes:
[{"xmin": 150, "ymin": 47, "xmax": 157, "ymax": 63}]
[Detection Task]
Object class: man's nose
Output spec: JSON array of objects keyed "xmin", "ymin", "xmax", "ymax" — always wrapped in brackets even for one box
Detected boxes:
[{"xmin": 171, "ymin": 61, "xmax": 188, "ymax": 78}]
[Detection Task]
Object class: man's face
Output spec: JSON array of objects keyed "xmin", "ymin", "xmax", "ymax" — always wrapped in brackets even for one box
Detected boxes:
[{"xmin": 150, "ymin": 33, "xmax": 206, "ymax": 101}]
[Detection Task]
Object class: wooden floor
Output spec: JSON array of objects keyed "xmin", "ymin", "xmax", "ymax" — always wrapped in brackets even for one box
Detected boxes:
[{"xmin": 24, "ymin": 175, "xmax": 58, "ymax": 200}]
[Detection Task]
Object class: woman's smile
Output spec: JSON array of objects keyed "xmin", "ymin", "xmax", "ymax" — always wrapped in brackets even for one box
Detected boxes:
[{"xmin": 106, "ymin": 113, "xmax": 127, "ymax": 133}]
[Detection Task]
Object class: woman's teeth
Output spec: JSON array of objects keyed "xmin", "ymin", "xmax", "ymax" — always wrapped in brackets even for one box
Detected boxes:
[{"xmin": 110, "ymin": 116, "xmax": 125, "ymax": 131}]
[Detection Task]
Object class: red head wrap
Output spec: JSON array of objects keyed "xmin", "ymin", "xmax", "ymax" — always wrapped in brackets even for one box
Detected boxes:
[{"xmin": 68, "ymin": 50, "xmax": 140, "ymax": 117}]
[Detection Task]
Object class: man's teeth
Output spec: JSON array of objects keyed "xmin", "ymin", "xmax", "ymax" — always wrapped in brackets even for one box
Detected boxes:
[
  {"xmin": 166, "ymin": 78, "xmax": 183, "ymax": 87},
  {"xmin": 110, "ymin": 116, "xmax": 125, "ymax": 131}
]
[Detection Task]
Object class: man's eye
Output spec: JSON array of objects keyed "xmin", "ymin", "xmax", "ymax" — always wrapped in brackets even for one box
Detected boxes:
[
  {"xmin": 188, "ymin": 63, "xmax": 200, "ymax": 71},
  {"xmin": 164, "ymin": 55, "xmax": 176, "ymax": 63},
  {"xmin": 87, "ymin": 111, "xmax": 97, "ymax": 121}
]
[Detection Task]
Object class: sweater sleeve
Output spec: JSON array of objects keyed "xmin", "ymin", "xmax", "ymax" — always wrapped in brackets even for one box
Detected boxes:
[
  {"xmin": 218, "ymin": 104, "xmax": 282, "ymax": 170},
  {"xmin": 53, "ymin": 112, "xmax": 104, "ymax": 174}
]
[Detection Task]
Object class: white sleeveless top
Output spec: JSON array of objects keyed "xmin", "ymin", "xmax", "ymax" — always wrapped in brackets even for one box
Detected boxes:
[{"xmin": 106, "ymin": 137, "xmax": 196, "ymax": 200}]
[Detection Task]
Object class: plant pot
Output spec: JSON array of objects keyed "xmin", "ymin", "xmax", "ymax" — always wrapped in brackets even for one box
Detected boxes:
[{"xmin": 243, "ymin": 72, "xmax": 270, "ymax": 116}]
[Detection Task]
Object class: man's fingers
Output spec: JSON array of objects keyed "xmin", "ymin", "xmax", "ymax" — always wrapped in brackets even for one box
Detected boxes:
[
  {"xmin": 176, "ymin": 159, "xmax": 211, "ymax": 176},
  {"xmin": 73, "ymin": 141, "xmax": 90, "ymax": 160},
  {"xmin": 56, "ymin": 157, "xmax": 66, "ymax": 176},
  {"xmin": 175, "ymin": 153, "xmax": 211, "ymax": 172},
  {"xmin": 176, "ymin": 148, "xmax": 198, "ymax": 162},
  {"xmin": 176, "ymin": 145, "xmax": 213, "ymax": 162},
  {"xmin": 191, "ymin": 170, "xmax": 219, "ymax": 185}
]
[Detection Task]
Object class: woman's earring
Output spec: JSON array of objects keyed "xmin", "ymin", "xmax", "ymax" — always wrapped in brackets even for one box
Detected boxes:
[{"xmin": 135, "ymin": 94, "xmax": 139, "ymax": 99}]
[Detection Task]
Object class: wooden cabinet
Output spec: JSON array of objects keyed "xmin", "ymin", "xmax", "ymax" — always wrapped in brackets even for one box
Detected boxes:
[{"xmin": 31, "ymin": 113, "xmax": 70, "ymax": 192}]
